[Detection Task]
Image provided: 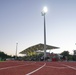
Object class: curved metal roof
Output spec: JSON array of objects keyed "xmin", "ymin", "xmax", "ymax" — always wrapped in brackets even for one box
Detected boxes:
[{"xmin": 20, "ymin": 43, "xmax": 59, "ymax": 54}]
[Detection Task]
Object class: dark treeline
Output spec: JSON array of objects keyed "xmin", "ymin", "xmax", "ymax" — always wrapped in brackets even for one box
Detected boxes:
[
  {"xmin": 0, "ymin": 51, "xmax": 23, "ymax": 61},
  {"xmin": 0, "ymin": 51, "xmax": 12, "ymax": 60},
  {"xmin": 0, "ymin": 51, "xmax": 76, "ymax": 61},
  {"xmin": 60, "ymin": 51, "xmax": 76, "ymax": 61}
]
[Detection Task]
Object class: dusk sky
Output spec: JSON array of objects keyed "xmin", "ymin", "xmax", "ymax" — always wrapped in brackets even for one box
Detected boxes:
[{"xmin": 0, "ymin": 0, "xmax": 76, "ymax": 56}]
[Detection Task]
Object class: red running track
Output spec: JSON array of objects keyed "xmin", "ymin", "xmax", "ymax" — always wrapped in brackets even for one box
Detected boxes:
[{"xmin": 0, "ymin": 61, "xmax": 76, "ymax": 75}]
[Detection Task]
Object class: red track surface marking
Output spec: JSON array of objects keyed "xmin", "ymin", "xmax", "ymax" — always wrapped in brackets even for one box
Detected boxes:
[
  {"xmin": 31, "ymin": 62, "xmax": 76, "ymax": 75},
  {"xmin": 0, "ymin": 61, "xmax": 76, "ymax": 75},
  {"xmin": 0, "ymin": 61, "xmax": 38, "ymax": 75},
  {"xmin": 26, "ymin": 63, "xmax": 46, "ymax": 75},
  {"xmin": 0, "ymin": 62, "xmax": 36, "ymax": 70}
]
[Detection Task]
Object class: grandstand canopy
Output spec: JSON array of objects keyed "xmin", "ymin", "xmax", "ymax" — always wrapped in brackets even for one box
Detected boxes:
[{"xmin": 20, "ymin": 43, "xmax": 59, "ymax": 54}]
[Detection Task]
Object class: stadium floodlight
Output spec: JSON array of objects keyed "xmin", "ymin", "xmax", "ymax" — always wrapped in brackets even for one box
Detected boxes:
[
  {"xmin": 41, "ymin": 6, "xmax": 48, "ymax": 16},
  {"xmin": 41, "ymin": 6, "xmax": 48, "ymax": 61},
  {"xmin": 15, "ymin": 43, "xmax": 18, "ymax": 60}
]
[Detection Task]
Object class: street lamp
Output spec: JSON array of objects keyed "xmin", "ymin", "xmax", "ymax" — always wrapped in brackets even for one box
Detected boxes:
[
  {"xmin": 41, "ymin": 6, "xmax": 48, "ymax": 61},
  {"xmin": 15, "ymin": 43, "xmax": 18, "ymax": 60}
]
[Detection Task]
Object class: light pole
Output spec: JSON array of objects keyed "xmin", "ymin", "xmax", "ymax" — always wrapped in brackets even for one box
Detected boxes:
[
  {"xmin": 41, "ymin": 6, "xmax": 48, "ymax": 61},
  {"xmin": 15, "ymin": 43, "xmax": 18, "ymax": 60}
]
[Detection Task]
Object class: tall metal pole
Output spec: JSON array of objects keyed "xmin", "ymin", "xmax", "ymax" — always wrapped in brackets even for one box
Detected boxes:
[
  {"xmin": 15, "ymin": 43, "xmax": 18, "ymax": 60},
  {"xmin": 41, "ymin": 6, "xmax": 48, "ymax": 61},
  {"xmin": 44, "ymin": 14, "xmax": 46, "ymax": 61}
]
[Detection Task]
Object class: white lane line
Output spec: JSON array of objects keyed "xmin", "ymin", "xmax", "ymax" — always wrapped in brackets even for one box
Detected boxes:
[
  {"xmin": 0, "ymin": 65, "xmax": 26, "ymax": 70},
  {"xmin": 62, "ymin": 64, "xmax": 76, "ymax": 70},
  {"xmin": 45, "ymin": 65, "xmax": 67, "ymax": 69},
  {"xmin": 33, "ymin": 64, "xmax": 67, "ymax": 69},
  {"xmin": 0, "ymin": 62, "xmax": 36, "ymax": 70},
  {"xmin": 26, "ymin": 63, "xmax": 46, "ymax": 75}
]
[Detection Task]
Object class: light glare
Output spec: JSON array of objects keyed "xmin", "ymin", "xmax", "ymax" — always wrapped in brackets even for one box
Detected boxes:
[{"xmin": 43, "ymin": 6, "xmax": 48, "ymax": 13}]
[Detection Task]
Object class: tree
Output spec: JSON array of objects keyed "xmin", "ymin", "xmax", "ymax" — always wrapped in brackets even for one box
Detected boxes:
[
  {"xmin": 60, "ymin": 51, "xmax": 69, "ymax": 56},
  {"xmin": 60, "ymin": 51, "xmax": 74, "ymax": 61},
  {"xmin": 72, "ymin": 55, "xmax": 76, "ymax": 61},
  {"xmin": 0, "ymin": 51, "xmax": 11, "ymax": 60}
]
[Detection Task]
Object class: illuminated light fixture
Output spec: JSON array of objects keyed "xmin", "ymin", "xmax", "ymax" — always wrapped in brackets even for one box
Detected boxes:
[{"xmin": 41, "ymin": 6, "xmax": 48, "ymax": 16}]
